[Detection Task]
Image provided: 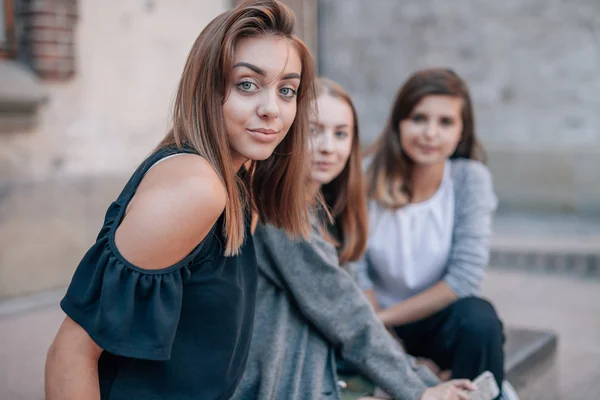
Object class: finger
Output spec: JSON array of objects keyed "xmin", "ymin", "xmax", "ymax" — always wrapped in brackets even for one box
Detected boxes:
[
  {"xmin": 439, "ymin": 370, "xmax": 452, "ymax": 381},
  {"xmin": 456, "ymin": 389, "xmax": 472, "ymax": 400},
  {"xmin": 425, "ymin": 362, "xmax": 441, "ymax": 374},
  {"xmin": 452, "ymin": 379, "xmax": 477, "ymax": 391}
]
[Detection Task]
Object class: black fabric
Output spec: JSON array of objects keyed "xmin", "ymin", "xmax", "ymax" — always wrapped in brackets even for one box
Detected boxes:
[
  {"xmin": 60, "ymin": 145, "xmax": 257, "ymax": 400},
  {"xmin": 394, "ymin": 297, "xmax": 505, "ymax": 392}
]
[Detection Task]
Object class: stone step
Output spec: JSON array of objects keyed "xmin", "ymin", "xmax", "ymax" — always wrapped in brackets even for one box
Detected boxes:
[
  {"xmin": 504, "ymin": 327, "xmax": 559, "ymax": 400},
  {"xmin": 491, "ymin": 211, "xmax": 600, "ymax": 278}
]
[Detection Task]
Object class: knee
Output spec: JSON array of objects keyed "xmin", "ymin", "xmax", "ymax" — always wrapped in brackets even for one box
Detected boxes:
[{"xmin": 451, "ymin": 297, "xmax": 504, "ymax": 341}]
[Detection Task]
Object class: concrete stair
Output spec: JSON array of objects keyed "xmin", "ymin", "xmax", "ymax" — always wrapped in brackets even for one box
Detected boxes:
[
  {"xmin": 490, "ymin": 211, "xmax": 600, "ymax": 279},
  {"xmin": 505, "ymin": 328, "xmax": 558, "ymax": 400}
]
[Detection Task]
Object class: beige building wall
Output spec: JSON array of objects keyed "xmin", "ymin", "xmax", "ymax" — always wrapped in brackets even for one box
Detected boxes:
[{"xmin": 0, "ymin": 0, "xmax": 231, "ymax": 299}]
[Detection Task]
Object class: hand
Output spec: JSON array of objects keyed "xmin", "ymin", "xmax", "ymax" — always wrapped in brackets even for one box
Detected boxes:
[
  {"xmin": 415, "ymin": 358, "xmax": 441, "ymax": 376},
  {"xmin": 438, "ymin": 370, "xmax": 452, "ymax": 382},
  {"xmin": 414, "ymin": 358, "xmax": 452, "ymax": 381},
  {"xmin": 421, "ymin": 380, "xmax": 477, "ymax": 400}
]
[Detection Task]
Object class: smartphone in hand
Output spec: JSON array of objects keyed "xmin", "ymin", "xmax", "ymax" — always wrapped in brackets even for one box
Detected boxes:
[{"xmin": 471, "ymin": 371, "xmax": 500, "ymax": 400}]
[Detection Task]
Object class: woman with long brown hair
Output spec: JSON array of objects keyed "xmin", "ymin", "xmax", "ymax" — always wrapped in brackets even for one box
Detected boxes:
[
  {"xmin": 231, "ymin": 77, "xmax": 477, "ymax": 400},
  {"xmin": 45, "ymin": 1, "xmax": 315, "ymax": 399},
  {"xmin": 356, "ymin": 68, "xmax": 516, "ymax": 399}
]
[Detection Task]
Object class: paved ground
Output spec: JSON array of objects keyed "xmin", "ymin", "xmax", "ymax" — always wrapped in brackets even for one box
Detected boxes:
[
  {"xmin": 1, "ymin": 268, "xmax": 599, "ymax": 399},
  {"xmin": 482, "ymin": 269, "xmax": 600, "ymax": 399}
]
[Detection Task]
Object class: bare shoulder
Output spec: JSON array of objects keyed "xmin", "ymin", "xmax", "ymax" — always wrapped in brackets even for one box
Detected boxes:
[{"xmin": 115, "ymin": 154, "xmax": 227, "ymax": 270}]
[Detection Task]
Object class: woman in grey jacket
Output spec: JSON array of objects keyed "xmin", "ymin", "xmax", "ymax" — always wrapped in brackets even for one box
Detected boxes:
[
  {"xmin": 230, "ymin": 78, "xmax": 476, "ymax": 400},
  {"xmin": 355, "ymin": 69, "xmax": 514, "ymax": 399}
]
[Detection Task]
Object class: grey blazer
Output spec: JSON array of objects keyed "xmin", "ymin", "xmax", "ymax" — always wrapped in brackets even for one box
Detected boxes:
[{"xmin": 230, "ymin": 221, "xmax": 440, "ymax": 400}]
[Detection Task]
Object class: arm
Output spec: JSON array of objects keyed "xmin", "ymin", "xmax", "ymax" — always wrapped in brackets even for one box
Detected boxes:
[
  {"xmin": 377, "ymin": 282, "xmax": 457, "ymax": 327},
  {"xmin": 46, "ymin": 317, "xmax": 102, "ymax": 400},
  {"xmin": 254, "ymin": 224, "xmax": 438, "ymax": 400},
  {"xmin": 353, "ymin": 254, "xmax": 454, "ymax": 327},
  {"xmin": 442, "ymin": 162, "xmax": 497, "ymax": 299},
  {"xmin": 378, "ymin": 162, "xmax": 498, "ymax": 327},
  {"xmin": 364, "ymin": 288, "xmax": 382, "ymax": 312},
  {"xmin": 45, "ymin": 154, "xmax": 226, "ymax": 399},
  {"xmin": 349, "ymin": 256, "xmax": 381, "ymax": 312}
]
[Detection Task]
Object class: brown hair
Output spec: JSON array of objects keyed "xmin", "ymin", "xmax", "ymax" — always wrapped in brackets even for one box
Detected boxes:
[
  {"xmin": 365, "ymin": 68, "xmax": 486, "ymax": 209},
  {"xmin": 315, "ymin": 77, "xmax": 368, "ymax": 264},
  {"xmin": 157, "ymin": 0, "xmax": 316, "ymax": 256}
]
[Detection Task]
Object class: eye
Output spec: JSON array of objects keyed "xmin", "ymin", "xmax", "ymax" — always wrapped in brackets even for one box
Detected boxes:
[
  {"xmin": 309, "ymin": 123, "xmax": 319, "ymax": 135},
  {"xmin": 335, "ymin": 130, "xmax": 349, "ymax": 139},
  {"xmin": 237, "ymin": 80, "xmax": 258, "ymax": 92},
  {"xmin": 279, "ymin": 87, "xmax": 298, "ymax": 99},
  {"xmin": 440, "ymin": 117, "xmax": 455, "ymax": 126},
  {"xmin": 411, "ymin": 113, "xmax": 427, "ymax": 123}
]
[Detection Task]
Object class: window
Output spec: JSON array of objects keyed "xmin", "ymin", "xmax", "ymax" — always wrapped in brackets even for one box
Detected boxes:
[{"xmin": 1, "ymin": 0, "xmax": 16, "ymax": 59}]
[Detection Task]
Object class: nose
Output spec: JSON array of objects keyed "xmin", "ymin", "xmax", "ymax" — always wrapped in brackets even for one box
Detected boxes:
[
  {"xmin": 316, "ymin": 131, "xmax": 335, "ymax": 153},
  {"xmin": 423, "ymin": 121, "xmax": 438, "ymax": 139},
  {"xmin": 257, "ymin": 89, "xmax": 279, "ymax": 119}
]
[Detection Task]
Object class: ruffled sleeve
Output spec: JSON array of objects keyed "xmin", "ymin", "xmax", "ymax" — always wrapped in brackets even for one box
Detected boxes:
[{"xmin": 60, "ymin": 200, "xmax": 195, "ymax": 361}]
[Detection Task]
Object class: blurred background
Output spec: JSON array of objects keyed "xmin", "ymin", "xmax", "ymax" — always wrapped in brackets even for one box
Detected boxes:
[{"xmin": 0, "ymin": 0, "xmax": 598, "ymax": 399}]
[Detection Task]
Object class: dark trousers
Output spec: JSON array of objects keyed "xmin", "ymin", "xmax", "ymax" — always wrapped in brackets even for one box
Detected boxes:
[{"xmin": 394, "ymin": 297, "xmax": 505, "ymax": 391}]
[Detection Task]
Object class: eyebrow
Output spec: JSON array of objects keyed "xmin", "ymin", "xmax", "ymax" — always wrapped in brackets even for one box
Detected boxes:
[
  {"xmin": 233, "ymin": 62, "xmax": 265, "ymax": 76},
  {"xmin": 310, "ymin": 121, "xmax": 350, "ymax": 129},
  {"xmin": 233, "ymin": 62, "xmax": 301, "ymax": 80}
]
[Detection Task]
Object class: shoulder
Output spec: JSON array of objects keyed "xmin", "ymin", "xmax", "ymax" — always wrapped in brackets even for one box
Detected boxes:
[
  {"xmin": 115, "ymin": 154, "xmax": 227, "ymax": 270},
  {"xmin": 449, "ymin": 158, "xmax": 497, "ymax": 211},
  {"xmin": 138, "ymin": 153, "xmax": 226, "ymax": 209},
  {"xmin": 254, "ymin": 217, "xmax": 339, "ymax": 267},
  {"xmin": 449, "ymin": 158, "xmax": 492, "ymax": 185}
]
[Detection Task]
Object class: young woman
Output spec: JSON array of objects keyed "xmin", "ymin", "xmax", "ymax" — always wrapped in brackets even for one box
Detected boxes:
[
  {"xmin": 231, "ymin": 77, "xmax": 476, "ymax": 400},
  {"xmin": 44, "ymin": 1, "xmax": 316, "ymax": 399},
  {"xmin": 356, "ymin": 68, "xmax": 512, "ymax": 398}
]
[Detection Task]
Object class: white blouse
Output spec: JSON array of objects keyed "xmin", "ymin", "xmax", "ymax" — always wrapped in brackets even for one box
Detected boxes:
[{"xmin": 366, "ymin": 161, "xmax": 455, "ymax": 309}]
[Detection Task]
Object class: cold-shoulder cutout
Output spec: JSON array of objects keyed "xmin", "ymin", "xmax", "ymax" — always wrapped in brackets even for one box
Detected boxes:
[
  {"xmin": 114, "ymin": 153, "xmax": 227, "ymax": 271},
  {"xmin": 60, "ymin": 150, "xmax": 227, "ymax": 361}
]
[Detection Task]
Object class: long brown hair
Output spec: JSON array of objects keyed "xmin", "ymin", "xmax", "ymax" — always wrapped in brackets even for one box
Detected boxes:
[
  {"xmin": 365, "ymin": 68, "xmax": 486, "ymax": 209},
  {"xmin": 315, "ymin": 78, "xmax": 368, "ymax": 264},
  {"xmin": 158, "ymin": 0, "xmax": 316, "ymax": 256}
]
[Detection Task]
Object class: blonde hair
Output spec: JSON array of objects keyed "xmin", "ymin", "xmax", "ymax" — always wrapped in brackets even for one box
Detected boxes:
[
  {"xmin": 158, "ymin": 0, "xmax": 316, "ymax": 255},
  {"xmin": 315, "ymin": 77, "xmax": 368, "ymax": 264}
]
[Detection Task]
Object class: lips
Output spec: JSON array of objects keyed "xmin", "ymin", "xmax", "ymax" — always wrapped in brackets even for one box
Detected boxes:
[
  {"xmin": 314, "ymin": 161, "xmax": 334, "ymax": 170},
  {"xmin": 419, "ymin": 145, "xmax": 438, "ymax": 154},
  {"xmin": 246, "ymin": 128, "xmax": 280, "ymax": 143},
  {"xmin": 248, "ymin": 128, "xmax": 278, "ymax": 135}
]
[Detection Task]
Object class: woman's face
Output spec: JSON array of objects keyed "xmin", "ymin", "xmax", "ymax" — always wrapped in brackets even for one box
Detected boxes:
[
  {"xmin": 223, "ymin": 35, "xmax": 302, "ymax": 168},
  {"xmin": 399, "ymin": 95, "xmax": 463, "ymax": 166},
  {"xmin": 309, "ymin": 94, "xmax": 354, "ymax": 185}
]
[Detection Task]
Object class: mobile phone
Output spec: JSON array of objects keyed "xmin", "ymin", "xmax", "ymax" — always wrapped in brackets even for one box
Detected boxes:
[{"xmin": 471, "ymin": 371, "xmax": 500, "ymax": 400}]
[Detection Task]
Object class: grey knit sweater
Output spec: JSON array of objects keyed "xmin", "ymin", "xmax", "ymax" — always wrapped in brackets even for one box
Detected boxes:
[
  {"xmin": 230, "ymin": 221, "xmax": 440, "ymax": 400},
  {"xmin": 353, "ymin": 159, "xmax": 498, "ymax": 298}
]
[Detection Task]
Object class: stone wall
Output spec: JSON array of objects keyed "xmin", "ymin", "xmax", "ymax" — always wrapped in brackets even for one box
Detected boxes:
[{"xmin": 318, "ymin": 0, "xmax": 600, "ymax": 213}]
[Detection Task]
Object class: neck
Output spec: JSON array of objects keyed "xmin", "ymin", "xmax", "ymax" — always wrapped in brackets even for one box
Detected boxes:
[
  {"xmin": 309, "ymin": 180, "xmax": 321, "ymax": 202},
  {"xmin": 410, "ymin": 160, "xmax": 446, "ymax": 203},
  {"xmin": 232, "ymin": 154, "xmax": 249, "ymax": 173}
]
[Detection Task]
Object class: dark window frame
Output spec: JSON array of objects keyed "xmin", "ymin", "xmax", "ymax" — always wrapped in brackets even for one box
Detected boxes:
[{"xmin": 1, "ymin": 0, "xmax": 16, "ymax": 59}]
